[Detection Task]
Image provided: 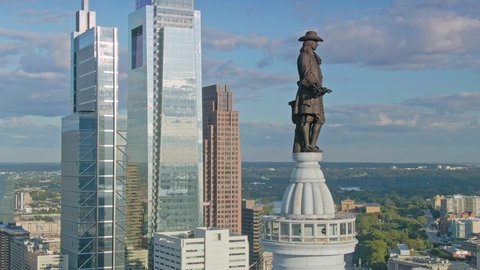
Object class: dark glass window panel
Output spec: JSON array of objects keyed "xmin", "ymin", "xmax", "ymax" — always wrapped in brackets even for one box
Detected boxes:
[
  {"xmin": 99, "ymin": 177, "xmax": 114, "ymax": 190},
  {"xmin": 98, "ymin": 207, "xmax": 113, "ymax": 221},
  {"xmin": 98, "ymin": 191, "xmax": 113, "ymax": 205},
  {"xmin": 131, "ymin": 26, "xmax": 143, "ymax": 69},
  {"xmin": 99, "ymin": 162, "xmax": 114, "ymax": 175},
  {"xmin": 98, "ymin": 223, "xmax": 113, "ymax": 237}
]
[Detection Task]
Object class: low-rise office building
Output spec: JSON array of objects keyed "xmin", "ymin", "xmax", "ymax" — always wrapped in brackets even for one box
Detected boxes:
[
  {"xmin": 388, "ymin": 256, "xmax": 469, "ymax": 270},
  {"xmin": 11, "ymin": 236, "xmax": 68, "ymax": 270},
  {"xmin": 154, "ymin": 227, "xmax": 249, "ymax": 270}
]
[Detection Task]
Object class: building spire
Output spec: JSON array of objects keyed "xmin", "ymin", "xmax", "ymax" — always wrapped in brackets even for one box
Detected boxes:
[
  {"xmin": 76, "ymin": 0, "xmax": 96, "ymax": 33},
  {"xmin": 82, "ymin": 0, "xmax": 89, "ymax": 11}
]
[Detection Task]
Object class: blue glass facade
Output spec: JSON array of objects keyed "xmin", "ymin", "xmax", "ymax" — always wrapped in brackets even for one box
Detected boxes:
[
  {"xmin": 135, "ymin": 0, "xmax": 152, "ymax": 10},
  {"xmin": 61, "ymin": 24, "xmax": 125, "ymax": 270},
  {"xmin": 126, "ymin": 0, "xmax": 202, "ymax": 267}
]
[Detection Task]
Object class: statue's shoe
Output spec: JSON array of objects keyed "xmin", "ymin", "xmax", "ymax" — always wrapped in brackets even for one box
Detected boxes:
[{"xmin": 302, "ymin": 145, "xmax": 321, "ymax": 152}]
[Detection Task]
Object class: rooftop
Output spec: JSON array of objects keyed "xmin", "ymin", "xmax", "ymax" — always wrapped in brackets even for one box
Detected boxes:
[{"xmin": 0, "ymin": 222, "xmax": 29, "ymax": 236}]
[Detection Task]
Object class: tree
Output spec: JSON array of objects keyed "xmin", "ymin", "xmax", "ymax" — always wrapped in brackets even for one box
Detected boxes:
[
  {"xmin": 432, "ymin": 209, "xmax": 441, "ymax": 219},
  {"xmin": 416, "ymin": 216, "xmax": 427, "ymax": 225},
  {"xmin": 367, "ymin": 240, "xmax": 388, "ymax": 270}
]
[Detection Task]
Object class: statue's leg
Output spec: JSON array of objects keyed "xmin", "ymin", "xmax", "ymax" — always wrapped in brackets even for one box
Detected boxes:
[
  {"xmin": 301, "ymin": 123, "xmax": 311, "ymax": 151},
  {"xmin": 310, "ymin": 122, "xmax": 323, "ymax": 149},
  {"xmin": 310, "ymin": 115, "xmax": 325, "ymax": 151},
  {"xmin": 302, "ymin": 115, "xmax": 318, "ymax": 152},
  {"xmin": 293, "ymin": 124, "xmax": 302, "ymax": 153}
]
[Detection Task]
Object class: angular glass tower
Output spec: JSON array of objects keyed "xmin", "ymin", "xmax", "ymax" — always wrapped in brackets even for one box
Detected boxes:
[
  {"xmin": 61, "ymin": 1, "xmax": 126, "ymax": 269},
  {"xmin": 126, "ymin": 0, "xmax": 203, "ymax": 267}
]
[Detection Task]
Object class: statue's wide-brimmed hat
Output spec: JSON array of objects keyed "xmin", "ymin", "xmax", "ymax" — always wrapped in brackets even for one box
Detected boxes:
[{"xmin": 298, "ymin": 31, "xmax": 323, "ymax": 42}]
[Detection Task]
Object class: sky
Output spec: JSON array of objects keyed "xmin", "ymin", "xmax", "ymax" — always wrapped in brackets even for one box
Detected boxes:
[{"xmin": 0, "ymin": 0, "xmax": 479, "ymax": 163}]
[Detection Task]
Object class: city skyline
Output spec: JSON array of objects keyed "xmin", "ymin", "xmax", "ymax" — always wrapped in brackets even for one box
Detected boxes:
[{"xmin": 0, "ymin": 0, "xmax": 479, "ymax": 163}]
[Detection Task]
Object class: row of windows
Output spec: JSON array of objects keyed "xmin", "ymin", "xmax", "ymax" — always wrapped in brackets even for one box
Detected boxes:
[
  {"xmin": 186, "ymin": 248, "xmax": 204, "ymax": 253},
  {"xmin": 156, "ymin": 244, "xmax": 180, "ymax": 253},
  {"xmin": 212, "ymin": 123, "xmax": 239, "ymax": 127},
  {"xmin": 211, "ymin": 166, "xmax": 240, "ymax": 170},
  {"xmin": 216, "ymin": 216, "xmax": 240, "ymax": 220},
  {"xmin": 157, "ymin": 250, "xmax": 181, "ymax": 259},
  {"xmin": 154, "ymin": 255, "xmax": 181, "ymax": 265},
  {"xmin": 215, "ymin": 186, "xmax": 240, "ymax": 191},
  {"xmin": 204, "ymin": 191, "xmax": 240, "ymax": 197},
  {"xmin": 209, "ymin": 157, "xmax": 240, "ymax": 161},
  {"xmin": 215, "ymin": 200, "xmax": 240, "ymax": 204},
  {"xmin": 185, "ymin": 241, "xmax": 203, "ymax": 246}
]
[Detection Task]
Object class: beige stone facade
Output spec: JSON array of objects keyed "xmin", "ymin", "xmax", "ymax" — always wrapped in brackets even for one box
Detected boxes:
[
  {"xmin": 340, "ymin": 199, "xmax": 381, "ymax": 214},
  {"xmin": 17, "ymin": 221, "xmax": 60, "ymax": 237}
]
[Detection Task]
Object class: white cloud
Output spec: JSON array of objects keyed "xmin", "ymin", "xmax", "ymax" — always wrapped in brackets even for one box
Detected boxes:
[
  {"xmin": 203, "ymin": 1, "xmax": 480, "ymax": 70},
  {"xmin": 320, "ymin": 2, "xmax": 480, "ymax": 69},
  {"xmin": 402, "ymin": 92, "xmax": 480, "ymax": 114},
  {"xmin": 0, "ymin": 116, "xmax": 61, "ymax": 149},
  {"xmin": 239, "ymin": 92, "xmax": 480, "ymax": 162},
  {"xmin": 0, "ymin": 68, "xmax": 69, "ymax": 117},
  {"xmin": 17, "ymin": 9, "xmax": 71, "ymax": 24},
  {"xmin": 203, "ymin": 58, "xmax": 296, "ymax": 102},
  {"xmin": 0, "ymin": 27, "xmax": 70, "ymax": 72},
  {"xmin": 0, "ymin": 115, "xmax": 61, "ymax": 162},
  {"xmin": 203, "ymin": 27, "xmax": 271, "ymax": 51}
]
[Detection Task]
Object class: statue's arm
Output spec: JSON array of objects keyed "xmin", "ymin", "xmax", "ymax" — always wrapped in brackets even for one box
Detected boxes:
[{"xmin": 299, "ymin": 54, "xmax": 320, "ymax": 89}]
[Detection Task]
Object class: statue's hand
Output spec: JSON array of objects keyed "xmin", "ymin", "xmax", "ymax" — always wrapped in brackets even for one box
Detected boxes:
[
  {"xmin": 312, "ymin": 84, "xmax": 333, "ymax": 97},
  {"xmin": 312, "ymin": 84, "xmax": 323, "ymax": 92}
]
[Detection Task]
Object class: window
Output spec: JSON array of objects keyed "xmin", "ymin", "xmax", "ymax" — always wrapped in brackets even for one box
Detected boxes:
[{"xmin": 131, "ymin": 26, "xmax": 143, "ymax": 69}]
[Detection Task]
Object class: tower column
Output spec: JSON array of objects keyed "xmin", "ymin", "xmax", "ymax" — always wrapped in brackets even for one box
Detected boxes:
[
  {"xmin": 82, "ymin": 0, "xmax": 89, "ymax": 10},
  {"xmin": 262, "ymin": 153, "xmax": 357, "ymax": 270},
  {"xmin": 273, "ymin": 254, "xmax": 345, "ymax": 270}
]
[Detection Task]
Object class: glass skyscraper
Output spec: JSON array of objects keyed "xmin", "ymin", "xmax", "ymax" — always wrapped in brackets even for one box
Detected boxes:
[
  {"xmin": 61, "ymin": 1, "xmax": 125, "ymax": 269},
  {"xmin": 126, "ymin": 0, "xmax": 203, "ymax": 267}
]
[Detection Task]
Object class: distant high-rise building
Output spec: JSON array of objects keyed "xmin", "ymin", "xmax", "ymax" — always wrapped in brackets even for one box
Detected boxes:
[
  {"xmin": 0, "ymin": 223, "xmax": 29, "ymax": 269},
  {"xmin": 15, "ymin": 192, "xmax": 25, "ymax": 210},
  {"xmin": 126, "ymin": 0, "xmax": 203, "ymax": 267},
  {"xmin": 61, "ymin": 1, "xmax": 125, "ymax": 269},
  {"xmin": 432, "ymin": 195, "xmax": 444, "ymax": 210},
  {"xmin": 440, "ymin": 195, "xmax": 480, "ymax": 216},
  {"xmin": 0, "ymin": 175, "xmax": 14, "ymax": 223},
  {"xmin": 202, "ymin": 84, "xmax": 242, "ymax": 233},
  {"xmin": 465, "ymin": 196, "xmax": 480, "ymax": 215},
  {"xmin": 242, "ymin": 200, "xmax": 264, "ymax": 269},
  {"xmin": 153, "ymin": 227, "xmax": 249, "ymax": 270},
  {"xmin": 442, "ymin": 195, "xmax": 466, "ymax": 214}
]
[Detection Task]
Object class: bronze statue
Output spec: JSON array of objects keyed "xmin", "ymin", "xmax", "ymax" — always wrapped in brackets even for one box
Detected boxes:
[{"xmin": 290, "ymin": 31, "xmax": 332, "ymax": 153}]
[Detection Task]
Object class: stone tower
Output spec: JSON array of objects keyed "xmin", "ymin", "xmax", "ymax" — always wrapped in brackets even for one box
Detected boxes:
[{"xmin": 262, "ymin": 152, "xmax": 357, "ymax": 270}]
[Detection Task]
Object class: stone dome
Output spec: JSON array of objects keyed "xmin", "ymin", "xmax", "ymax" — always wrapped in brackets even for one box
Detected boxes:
[{"xmin": 280, "ymin": 152, "xmax": 335, "ymax": 219}]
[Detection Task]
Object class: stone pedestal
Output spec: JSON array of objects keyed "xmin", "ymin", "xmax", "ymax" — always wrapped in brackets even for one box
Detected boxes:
[{"xmin": 262, "ymin": 152, "xmax": 357, "ymax": 270}]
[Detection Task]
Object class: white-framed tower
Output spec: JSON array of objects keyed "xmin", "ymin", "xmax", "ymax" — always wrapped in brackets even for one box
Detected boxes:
[{"xmin": 262, "ymin": 152, "xmax": 357, "ymax": 270}]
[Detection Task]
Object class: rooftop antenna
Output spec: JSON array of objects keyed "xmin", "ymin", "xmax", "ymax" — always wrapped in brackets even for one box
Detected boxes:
[{"xmin": 82, "ymin": 0, "xmax": 89, "ymax": 11}]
